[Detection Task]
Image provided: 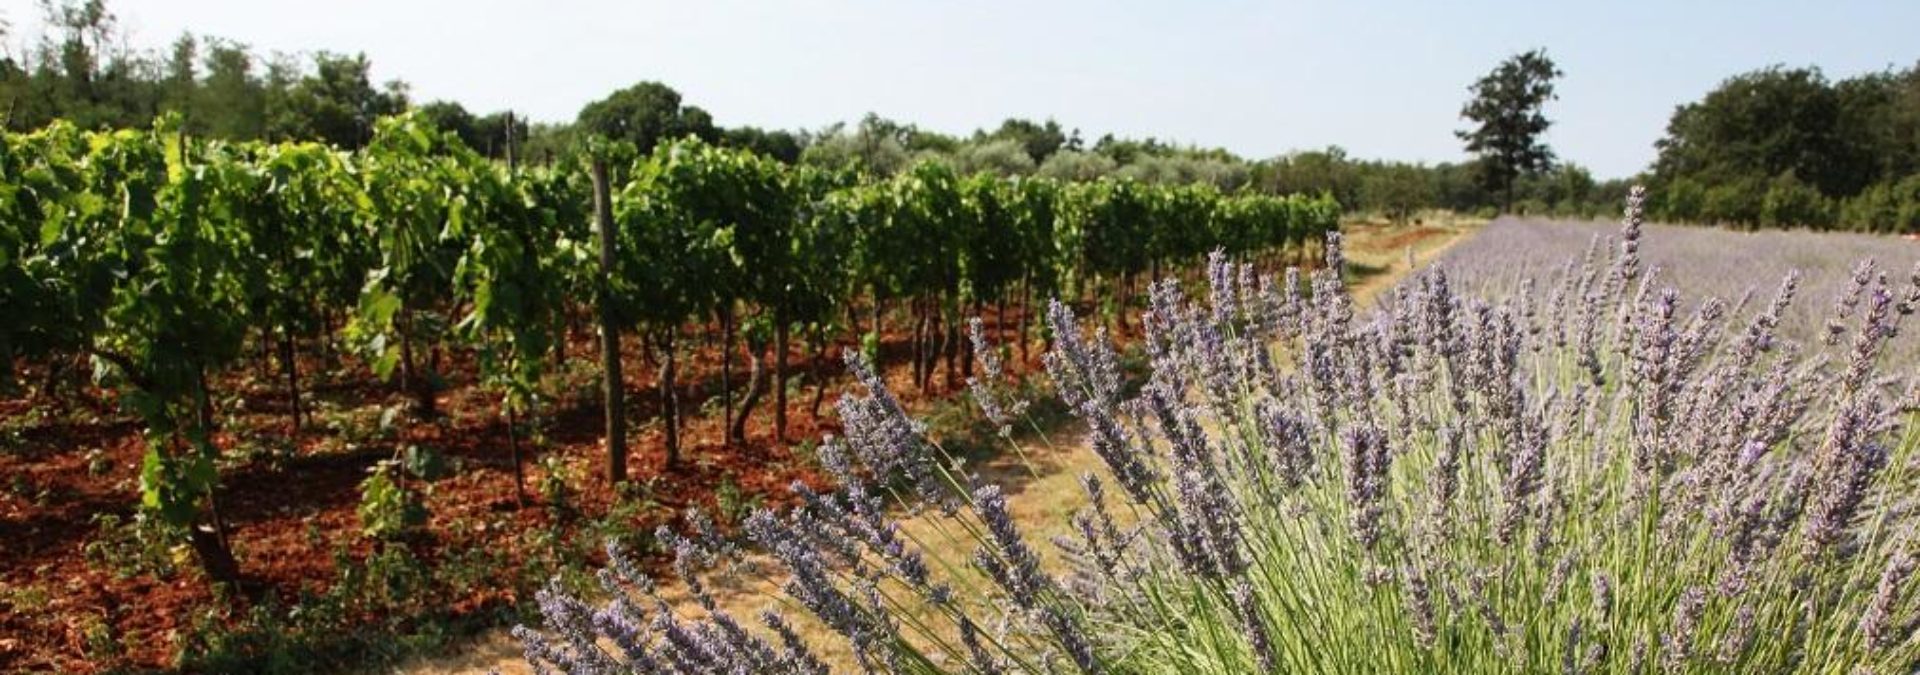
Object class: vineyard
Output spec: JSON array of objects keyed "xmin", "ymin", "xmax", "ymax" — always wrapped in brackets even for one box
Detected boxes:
[
  {"xmin": 11, "ymin": 5, "xmax": 1919, "ymax": 670},
  {"xmin": 0, "ymin": 112, "xmax": 1336, "ymax": 671}
]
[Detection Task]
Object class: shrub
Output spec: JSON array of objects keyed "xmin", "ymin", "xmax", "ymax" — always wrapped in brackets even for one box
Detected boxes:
[
  {"xmin": 1840, "ymin": 175, "xmax": 1920, "ymax": 234},
  {"xmin": 1652, "ymin": 175, "xmax": 1707, "ymax": 223},
  {"xmin": 1699, "ymin": 176, "xmax": 1766, "ymax": 227},
  {"xmin": 1760, "ymin": 171, "xmax": 1833, "ymax": 229},
  {"xmin": 516, "ymin": 187, "xmax": 1920, "ymax": 672}
]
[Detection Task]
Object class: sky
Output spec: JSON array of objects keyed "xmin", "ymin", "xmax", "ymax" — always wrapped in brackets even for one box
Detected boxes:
[{"xmin": 4, "ymin": 1, "xmax": 1917, "ymax": 179}]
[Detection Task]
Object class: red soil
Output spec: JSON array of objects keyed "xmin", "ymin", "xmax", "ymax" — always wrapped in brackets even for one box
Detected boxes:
[{"xmin": 0, "ymin": 307, "xmax": 1059, "ymax": 673}]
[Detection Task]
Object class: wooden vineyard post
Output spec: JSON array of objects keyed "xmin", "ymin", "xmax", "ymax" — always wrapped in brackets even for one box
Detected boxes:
[
  {"xmin": 592, "ymin": 159, "xmax": 628, "ymax": 484},
  {"xmin": 504, "ymin": 110, "xmax": 517, "ymax": 173}
]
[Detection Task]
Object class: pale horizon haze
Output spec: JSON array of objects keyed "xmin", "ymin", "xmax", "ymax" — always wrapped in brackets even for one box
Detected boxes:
[{"xmin": 4, "ymin": 0, "xmax": 1917, "ymax": 179}]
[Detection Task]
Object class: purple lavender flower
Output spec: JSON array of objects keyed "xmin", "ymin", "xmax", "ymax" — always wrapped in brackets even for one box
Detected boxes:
[
  {"xmin": 1044, "ymin": 299, "xmax": 1123, "ymax": 409},
  {"xmin": 1402, "ymin": 566, "xmax": 1437, "ymax": 649},
  {"xmin": 973, "ymin": 484, "xmax": 1048, "ymax": 608},
  {"xmin": 1342, "ymin": 424, "xmax": 1390, "ymax": 550},
  {"xmin": 837, "ymin": 351, "xmax": 953, "ymax": 509},
  {"xmin": 1231, "ymin": 578, "xmax": 1277, "ymax": 670},
  {"xmin": 1663, "ymin": 587, "xmax": 1706, "ymax": 670},
  {"xmin": 1803, "ymin": 402, "xmax": 1889, "ymax": 560},
  {"xmin": 1826, "ymin": 260, "xmax": 1876, "ymax": 346},
  {"xmin": 1860, "ymin": 550, "xmax": 1916, "ymax": 653}
]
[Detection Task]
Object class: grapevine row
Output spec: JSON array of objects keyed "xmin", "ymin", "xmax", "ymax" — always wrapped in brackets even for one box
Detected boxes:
[{"xmin": 0, "ymin": 112, "xmax": 1337, "ymax": 585}]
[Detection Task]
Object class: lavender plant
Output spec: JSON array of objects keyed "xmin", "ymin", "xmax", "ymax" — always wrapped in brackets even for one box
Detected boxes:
[{"xmin": 517, "ymin": 189, "xmax": 1920, "ymax": 673}]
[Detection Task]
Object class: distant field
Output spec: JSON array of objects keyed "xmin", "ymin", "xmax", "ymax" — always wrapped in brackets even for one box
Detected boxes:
[{"xmin": 1424, "ymin": 217, "xmax": 1920, "ymax": 363}]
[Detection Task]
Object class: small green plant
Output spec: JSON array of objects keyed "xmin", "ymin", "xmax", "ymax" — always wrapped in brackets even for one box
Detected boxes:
[
  {"xmin": 791, "ymin": 437, "xmax": 820, "ymax": 467},
  {"xmin": 537, "ymin": 455, "xmax": 574, "ymax": 514},
  {"xmin": 861, "ymin": 330, "xmax": 881, "ymax": 364},
  {"xmin": 357, "ymin": 460, "xmax": 427, "ymax": 541},
  {"xmin": 227, "ymin": 435, "xmax": 297, "ymax": 469},
  {"xmin": 83, "ymin": 512, "xmax": 182, "ymax": 580},
  {"xmin": 0, "ymin": 583, "xmax": 52, "ymax": 614},
  {"xmin": 713, "ymin": 476, "xmax": 760, "ymax": 526},
  {"xmin": 578, "ymin": 479, "xmax": 664, "ymax": 558},
  {"xmin": 78, "ymin": 612, "xmax": 123, "ymax": 662}
]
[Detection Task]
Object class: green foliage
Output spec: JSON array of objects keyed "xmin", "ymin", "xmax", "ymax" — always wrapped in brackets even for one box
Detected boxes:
[
  {"xmin": 800, "ymin": 115, "xmax": 914, "ymax": 177},
  {"xmin": 575, "ymin": 81, "xmax": 718, "ymax": 154},
  {"xmin": 1759, "ymin": 171, "xmax": 1834, "ymax": 229},
  {"xmin": 1840, "ymin": 174, "xmax": 1920, "ymax": 233},
  {"xmin": 82, "ymin": 512, "xmax": 182, "ymax": 580},
  {"xmin": 952, "ymin": 138, "xmax": 1037, "ymax": 177},
  {"xmin": 357, "ymin": 459, "xmax": 428, "ymax": 541},
  {"xmin": 1657, "ymin": 67, "xmax": 1856, "ymax": 198},
  {"xmin": 712, "ymin": 476, "xmax": 759, "ymax": 526},
  {"xmin": 978, "ymin": 117, "xmax": 1069, "ymax": 164},
  {"xmin": 1652, "ymin": 62, "xmax": 1920, "ymax": 232},
  {"xmin": 401, "ymin": 443, "xmax": 449, "ymax": 481},
  {"xmin": 1360, "ymin": 163, "xmax": 1435, "ymax": 222},
  {"xmin": 1457, "ymin": 48, "xmax": 1562, "ymax": 209},
  {"xmin": 720, "ymin": 126, "xmax": 804, "ymax": 163},
  {"xmin": 1698, "ymin": 175, "xmax": 1766, "ymax": 227},
  {"xmin": 1036, "ymin": 149, "xmax": 1118, "ymax": 182},
  {"xmin": 1262, "ymin": 146, "xmax": 1364, "ymax": 208},
  {"xmin": 265, "ymin": 52, "xmax": 409, "ymax": 149},
  {"xmin": 537, "ymin": 455, "xmax": 575, "ymax": 515}
]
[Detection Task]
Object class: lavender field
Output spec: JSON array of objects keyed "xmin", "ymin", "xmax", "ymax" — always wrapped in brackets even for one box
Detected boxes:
[{"xmin": 1426, "ymin": 217, "xmax": 1920, "ymax": 364}]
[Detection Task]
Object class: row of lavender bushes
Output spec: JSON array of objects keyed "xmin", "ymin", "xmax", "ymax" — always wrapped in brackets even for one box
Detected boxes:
[{"xmin": 515, "ymin": 188, "xmax": 1920, "ymax": 673}]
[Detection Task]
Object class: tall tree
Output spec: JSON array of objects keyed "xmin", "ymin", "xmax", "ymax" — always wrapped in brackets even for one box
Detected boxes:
[
  {"xmin": 161, "ymin": 34, "xmax": 197, "ymax": 122},
  {"xmin": 266, "ymin": 52, "xmax": 407, "ymax": 148},
  {"xmin": 196, "ymin": 39, "xmax": 266, "ymax": 140},
  {"xmin": 575, "ymin": 81, "xmax": 717, "ymax": 154},
  {"xmin": 983, "ymin": 118, "xmax": 1067, "ymax": 164},
  {"xmin": 721, "ymin": 125, "xmax": 804, "ymax": 163},
  {"xmin": 417, "ymin": 99, "xmax": 480, "ymax": 149},
  {"xmin": 1457, "ymin": 48, "xmax": 1561, "ymax": 211},
  {"xmin": 1654, "ymin": 66, "xmax": 1891, "ymax": 200}
]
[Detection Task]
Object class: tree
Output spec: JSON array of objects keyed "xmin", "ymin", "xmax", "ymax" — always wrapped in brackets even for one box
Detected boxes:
[
  {"xmin": 576, "ymin": 81, "xmax": 716, "ymax": 154},
  {"xmin": 470, "ymin": 111, "xmax": 529, "ymax": 160},
  {"xmin": 1652, "ymin": 66, "xmax": 1906, "ymax": 203},
  {"xmin": 267, "ymin": 52, "xmax": 407, "ymax": 148},
  {"xmin": 799, "ymin": 114, "xmax": 939, "ymax": 176},
  {"xmin": 417, "ymin": 100, "xmax": 479, "ymax": 150},
  {"xmin": 955, "ymin": 139, "xmax": 1036, "ymax": 176},
  {"xmin": 1037, "ymin": 150, "xmax": 1117, "ymax": 182},
  {"xmin": 1261, "ymin": 147, "xmax": 1361, "ymax": 207},
  {"xmin": 722, "ymin": 125, "xmax": 804, "ymax": 163},
  {"xmin": 1458, "ymin": 48, "xmax": 1561, "ymax": 211},
  {"xmin": 801, "ymin": 126, "xmax": 900, "ymax": 176},
  {"xmin": 195, "ymin": 39, "xmax": 266, "ymax": 141},
  {"xmin": 1360, "ymin": 163, "xmax": 1434, "ymax": 223},
  {"xmin": 982, "ymin": 118, "xmax": 1067, "ymax": 164},
  {"xmin": 161, "ymin": 34, "xmax": 197, "ymax": 122}
]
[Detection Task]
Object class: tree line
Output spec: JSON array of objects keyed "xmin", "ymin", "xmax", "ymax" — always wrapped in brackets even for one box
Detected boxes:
[
  {"xmin": 15, "ymin": 0, "xmax": 1910, "ymax": 234},
  {"xmin": 0, "ymin": 111, "xmax": 1338, "ymax": 587},
  {"xmin": 3, "ymin": 0, "xmax": 1583, "ymax": 219},
  {"xmin": 1645, "ymin": 63, "xmax": 1920, "ymax": 232}
]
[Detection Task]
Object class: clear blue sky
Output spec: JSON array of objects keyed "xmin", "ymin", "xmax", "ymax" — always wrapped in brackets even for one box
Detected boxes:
[{"xmin": 5, "ymin": 0, "xmax": 1916, "ymax": 178}]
